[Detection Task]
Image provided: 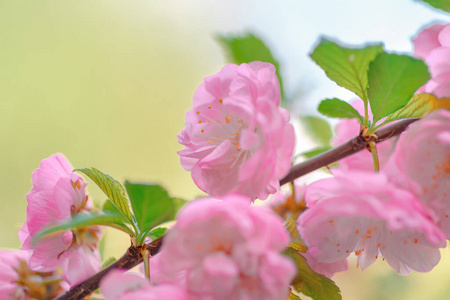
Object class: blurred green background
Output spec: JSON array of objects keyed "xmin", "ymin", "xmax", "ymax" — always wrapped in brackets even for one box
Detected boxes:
[{"xmin": 1, "ymin": 1, "xmax": 450, "ymax": 299}]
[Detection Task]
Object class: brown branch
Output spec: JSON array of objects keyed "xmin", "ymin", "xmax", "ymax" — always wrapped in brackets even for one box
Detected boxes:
[
  {"xmin": 55, "ymin": 118, "xmax": 417, "ymax": 299},
  {"xmin": 55, "ymin": 237, "xmax": 163, "ymax": 300},
  {"xmin": 280, "ymin": 118, "xmax": 417, "ymax": 185}
]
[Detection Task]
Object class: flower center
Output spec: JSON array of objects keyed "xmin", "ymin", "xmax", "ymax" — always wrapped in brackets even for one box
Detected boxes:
[
  {"xmin": 13, "ymin": 259, "xmax": 65, "ymax": 299},
  {"xmin": 195, "ymin": 98, "xmax": 254, "ymax": 153}
]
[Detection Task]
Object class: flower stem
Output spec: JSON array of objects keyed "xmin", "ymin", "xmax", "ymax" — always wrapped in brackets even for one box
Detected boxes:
[
  {"xmin": 280, "ymin": 118, "xmax": 416, "ymax": 185},
  {"xmin": 142, "ymin": 248, "xmax": 151, "ymax": 281},
  {"xmin": 369, "ymin": 141, "xmax": 380, "ymax": 172}
]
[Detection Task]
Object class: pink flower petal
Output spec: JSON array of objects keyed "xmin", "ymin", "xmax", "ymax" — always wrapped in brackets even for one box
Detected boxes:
[{"xmin": 413, "ymin": 23, "xmax": 447, "ymax": 59}]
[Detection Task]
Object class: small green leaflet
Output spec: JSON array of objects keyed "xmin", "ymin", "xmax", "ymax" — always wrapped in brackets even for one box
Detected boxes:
[
  {"xmin": 298, "ymin": 116, "xmax": 333, "ymax": 146},
  {"xmin": 417, "ymin": 0, "xmax": 450, "ymax": 13},
  {"xmin": 125, "ymin": 182, "xmax": 186, "ymax": 244},
  {"xmin": 217, "ymin": 33, "xmax": 285, "ymax": 100},
  {"xmin": 310, "ymin": 38, "xmax": 383, "ymax": 101},
  {"xmin": 147, "ymin": 227, "xmax": 168, "ymax": 240},
  {"xmin": 285, "ymin": 247, "xmax": 342, "ymax": 300},
  {"xmin": 33, "ymin": 212, "xmax": 121, "ymax": 243},
  {"xmin": 367, "ymin": 53, "xmax": 430, "ymax": 123},
  {"xmin": 383, "ymin": 93, "xmax": 437, "ymax": 123},
  {"xmin": 102, "ymin": 199, "xmax": 128, "ymax": 223},
  {"xmin": 285, "ymin": 217, "xmax": 308, "ymax": 253},
  {"xmin": 318, "ymin": 98, "xmax": 364, "ymax": 123},
  {"xmin": 76, "ymin": 168, "xmax": 134, "ymax": 223},
  {"xmin": 102, "ymin": 200, "xmax": 135, "ymax": 236}
]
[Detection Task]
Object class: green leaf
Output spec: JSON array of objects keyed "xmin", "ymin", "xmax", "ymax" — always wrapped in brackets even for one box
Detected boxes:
[
  {"xmin": 147, "ymin": 227, "xmax": 168, "ymax": 240},
  {"xmin": 417, "ymin": 0, "xmax": 450, "ymax": 13},
  {"xmin": 125, "ymin": 182, "xmax": 186, "ymax": 243},
  {"xmin": 298, "ymin": 116, "xmax": 333, "ymax": 146},
  {"xmin": 101, "ymin": 200, "xmax": 135, "ymax": 235},
  {"xmin": 318, "ymin": 98, "xmax": 364, "ymax": 123},
  {"xmin": 76, "ymin": 168, "xmax": 133, "ymax": 222},
  {"xmin": 367, "ymin": 53, "xmax": 430, "ymax": 123},
  {"xmin": 383, "ymin": 93, "xmax": 437, "ymax": 123},
  {"xmin": 102, "ymin": 257, "xmax": 116, "ymax": 268},
  {"xmin": 285, "ymin": 217, "xmax": 308, "ymax": 253},
  {"xmin": 103, "ymin": 199, "xmax": 127, "ymax": 221},
  {"xmin": 310, "ymin": 38, "xmax": 383, "ymax": 101},
  {"xmin": 217, "ymin": 33, "xmax": 285, "ymax": 100},
  {"xmin": 33, "ymin": 212, "xmax": 121, "ymax": 243},
  {"xmin": 98, "ymin": 231, "xmax": 107, "ymax": 261},
  {"xmin": 285, "ymin": 247, "xmax": 342, "ymax": 300}
]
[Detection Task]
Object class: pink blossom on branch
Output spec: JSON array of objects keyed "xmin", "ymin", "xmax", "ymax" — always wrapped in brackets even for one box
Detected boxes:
[
  {"xmin": 19, "ymin": 154, "xmax": 101, "ymax": 286},
  {"xmin": 157, "ymin": 195, "xmax": 295, "ymax": 300},
  {"xmin": 385, "ymin": 109, "xmax": 450, "ymax": 238},
  {"xmin": 178, "ymin": 62, "xmax": 295, "ymax": 200},
  {"xmin": 298, "ymin": 171, "xmax": 446, "ymax": 275},
  {"xmin": 413, "ymin": 23, "xmax": 450, "ymax": 97}
]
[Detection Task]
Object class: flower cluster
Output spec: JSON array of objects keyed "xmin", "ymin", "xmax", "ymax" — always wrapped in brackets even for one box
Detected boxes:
[
  {"xmin": 178, "ymin": 62, "xmax": 295, "ymax": 200},
  {"xmin": 299, "ymin": 109, "xmax": 450, "ymax": 275},
  {"xmin": 294, "ymin": 24, "xmax": 450, "ymax": 277},
  {"xmin": 4, "ymin": 22, "xmax": 449, "ymax": 299}
]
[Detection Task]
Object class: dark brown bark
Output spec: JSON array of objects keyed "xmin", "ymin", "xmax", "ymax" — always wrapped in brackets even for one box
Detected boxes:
[{"xmin": 280, "ymin": 118, "xmax": 417, "ymax": 185}]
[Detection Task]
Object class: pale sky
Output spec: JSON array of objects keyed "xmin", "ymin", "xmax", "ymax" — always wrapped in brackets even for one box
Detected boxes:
[{"xmin": 144, "ymin": 0, "xmax": 450, "ymax": 112}]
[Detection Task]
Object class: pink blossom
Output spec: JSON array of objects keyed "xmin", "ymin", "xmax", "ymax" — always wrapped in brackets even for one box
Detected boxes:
[
  {"xmin": 157, "ymin": 195, "xmax": 295, "ymax": 299},
  {"xmin": 100, "ymin": 270, "xmax": 187, "ymax": 300},
  {"xmin": 298, "ymin": 171, "xmax": 446, "ymax": 275},
  {"xmin": 385, "ymin": 109, "xmax": 450, "ymax": 238},
  {"xmin": 19, "ymin": 153, "xmax": 101, "ymax": 286},
  {"xmin": 0, "ymin": 250, "xmax": 67, "ymax": 299},
  {"xmin": 331, "ymin": 100, "xmax": 394, "ymax": 171},
  {"xmin": 177, "ymin": 62, "xmax": 295, "ymax": 200},
  {"xmin": 413, "ymin": 23, "xmax": 450, "ymax": 97}
]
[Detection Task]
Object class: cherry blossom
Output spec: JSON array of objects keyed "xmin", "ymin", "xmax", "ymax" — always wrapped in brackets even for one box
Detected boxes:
[
  {"xmin": 19, "ymin": 153, "xmax": 101, "ymax": 286},
  {"xmin": 157, "ymin": 195, "xmax": 295, "ymax": 299},
  {"xmin": 298, "ymin": 171, "xmax": 446, "ymax": 275},
  {"xmin": 0, "ymin": 250, "xmax": 67, "ymax": 299},
  {"xmin": 100, "ymin": 270, "xmax": 187, "ymax": 300},
  {"xmin": 177, "ymin": 62, "xmax": 295, "ymax": 200},
  {"xmin": 385, "ymin": 109, "xmax": 450, "ymax": 238},
  {"xmin": 413, "ymin": 23, "xmax": 450, "ymax": 97}
]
